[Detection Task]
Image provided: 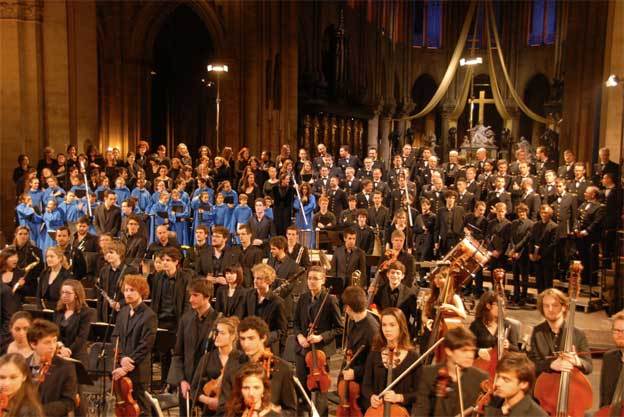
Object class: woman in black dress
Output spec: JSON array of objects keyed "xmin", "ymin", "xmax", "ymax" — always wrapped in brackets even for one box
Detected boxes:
[
  {"xmin": 37, "ymin": 246, "xmax": 73, "ymax": 308},
  {"xmin": 0, "ymin": 248, "xmax": 31, "ymax": 305},
  {"xmin": 271, "ymin": 174, "xmax": 294, "ymax": 237},
  {"xmin": 193, "ymin": 317, "xmax": 241, "ymax": 416},
  {"xmin": 53, "ymin": 279, "xmax": 96, "ymax": 364},
  {"xmin": 225, "ymin": 362, "xmax": 281, "ymax": 417},
  {"xmin": 215, "ymin": 265, "xmax": 249, "ymax": 318},
  {"xmin": 469, "ymin": 290, "xmax": 519, "ymax": 363},
  {"xmin": 362, "ymin": 307, "xmax": 420, "ymax": 412}
]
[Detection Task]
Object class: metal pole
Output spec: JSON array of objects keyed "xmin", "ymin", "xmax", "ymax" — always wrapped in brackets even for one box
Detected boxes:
[{"xmin": 216, "ymin": 76, "xmax": 221, "ymax": 154}]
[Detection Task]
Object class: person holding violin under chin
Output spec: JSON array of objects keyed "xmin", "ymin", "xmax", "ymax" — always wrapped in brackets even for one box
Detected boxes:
[
  {"xmin": 483, "ymin": 352, "xmax": 547, "ymax": 417},
  {"xmin": 294, "ymin": 266, "xmax": 344, "ymax": 417},
  {"xmin": 413, "ymin": 327, "xmax": 488, "ymax": 417},
  {"xmin": 361, "ymin": 308, "xmax": 420, "ymax": 416},
  {"xmin": 224, "ymin": 362, "xmax": 280, "ymax": 417},
  {"xmin": 0, "ymin": 353, "xmax": 45, "ymax": 417},
  {"xmin": 26, "ymin": 319, "xmax": 78, "ymax": 417}
]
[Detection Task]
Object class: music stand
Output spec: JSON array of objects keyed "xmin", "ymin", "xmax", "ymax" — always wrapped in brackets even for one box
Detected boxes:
[
  {"xmin": 22, "ymin": 305, "xmax": 54, "ymax": 321},
  {"xmin": 89, "ymin": 322, "xmax": 115, "ymax": 343},
  {"xmin": 65, "ymin": 357, "xmax": 95, "ymax": 386}
]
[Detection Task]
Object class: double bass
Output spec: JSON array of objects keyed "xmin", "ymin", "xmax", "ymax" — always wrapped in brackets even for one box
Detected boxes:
[
  {"xmin": 474, "ymin": 268, "xmax": 507, "ymax": 379},
  {"xmin": 534, "ymin": 261, "xmax": 593, "ymax": 417}
]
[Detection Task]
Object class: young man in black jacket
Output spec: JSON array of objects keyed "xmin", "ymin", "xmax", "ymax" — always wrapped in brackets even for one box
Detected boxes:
[
  {"xmin": 294, "ymin": 266, "xmax": 344, "ymax": 417},
  {"xmin": 168, "ymin": 279, "xmax": 219, "ymax": 417},
  {"xmin": 111, "ymin": 275, "xmax": 158, "ymax": 417},
  {"xmin": 27, "ymin": 319, "xmax": 77, "ymax": 417}
]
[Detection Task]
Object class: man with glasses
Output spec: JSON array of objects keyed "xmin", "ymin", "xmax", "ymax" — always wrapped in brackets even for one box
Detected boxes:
[{"xmin": 600, "ymin": 311, "xmax": 624, "ymax": 407}]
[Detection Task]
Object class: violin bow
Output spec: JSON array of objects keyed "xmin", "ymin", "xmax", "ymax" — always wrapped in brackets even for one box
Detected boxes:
[
  {"xmin": 293, "ymin": 376, "xmax": 320, "ymax": 417},
  {"xmin": 456, "ymin": 365, "xmax": 465, "ymax": 417},
  {"xmin": 342, "ymin": 345, "xmax": 366, "ymax": 372},
  {"xmin": 308, "ymin": 287, "xmax": 332, "ymax": 337},
  {"xmin": 378, "ymin": 338, "xmax": 445, "ymax": 397}
]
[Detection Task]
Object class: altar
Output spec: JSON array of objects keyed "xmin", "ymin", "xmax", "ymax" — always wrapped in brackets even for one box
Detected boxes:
[{"xmin": 460, "ymin": 123, "xmax": 498, "ymax": 160}]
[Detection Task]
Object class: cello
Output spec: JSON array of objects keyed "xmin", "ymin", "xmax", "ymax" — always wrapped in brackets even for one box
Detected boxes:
[
  {"xmin": 305, "ymin": 288, "xmax": 332, "ymax": 393},
  {"xmin": 534, "ymin": 261, "xmax": 593, "ymax": 417},
  {"xmin": 474, "ymin": 268, "xmax": 507, "ymax": 379},
  {"xmin": 594, "ymin": 354, "xmax": 624, "ymax": 417},
  {"xmin": 111, "ymin": 338, "xmax": 140, "ymax": 417}
]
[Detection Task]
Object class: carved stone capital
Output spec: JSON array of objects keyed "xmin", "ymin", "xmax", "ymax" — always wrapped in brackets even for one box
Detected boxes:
[{"xmin": 0, "ymin": 1, "xmax": 43, "ymax": 21}]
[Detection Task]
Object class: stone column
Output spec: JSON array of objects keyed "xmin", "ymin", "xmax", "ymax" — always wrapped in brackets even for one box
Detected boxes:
[
  {"xmin": 379, "ymin": 115, "xmax": 392, "ymax": 169},
  {"xmin": 0, "ymin": 0, "xmax": 45, "ymax": 237},
  {"xmin": 367, "ymin": 113, "xmax": 380, "ymax": 151},
  {"xmin": 600, "ymin": 0, "xmax": 623, "ymax": 162}
]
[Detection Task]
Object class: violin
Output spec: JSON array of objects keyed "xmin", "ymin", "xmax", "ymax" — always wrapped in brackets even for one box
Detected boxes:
[
  {"xmin": 202, "ymin": 377, "xmax": 221, "ymax": 411},
  {"xmin": 337, "ymin": 347, "xmax": 365, "ymax": 417},
  {"xmin": 534, "ymin": 261, "xmax": 593, "ymax": 417},
  {"xmin": 472, "ymin": 379, "xmax": 495, "ymax": 416},
  {"xmin": 305, "ymin": 289, "xmax": 332, "ymax": 393},
  {"xmin": 474, "ymin": 268, "xmax": 507, "ymax": 379},
  {"xmin": 112, "ymin": 339, "xmax": 140, "ymax": 417},
  {"xmin": 363, "ymin": 347, "xmax": 409, "ymax": 417},
  {"xmin": 368, "ymin": 249, "xmax": 398, "ymax": 315},
  {"xmin": 435, "ymin": 367, "xmax": 451, "ymax": 398}
]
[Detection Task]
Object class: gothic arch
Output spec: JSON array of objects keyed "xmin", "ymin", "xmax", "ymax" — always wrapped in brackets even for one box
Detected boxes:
[
  {"xmin": 130, "ymin": 1, "xmax": 225, "ymax": 62},
  {"xmin": 409, "ymin": 74, "xmax": 440, "ymax": 148}
]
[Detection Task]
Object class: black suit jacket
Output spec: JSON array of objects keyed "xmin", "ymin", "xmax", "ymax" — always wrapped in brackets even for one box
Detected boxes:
[
  {"xmin": 247, "ymin": 215, "xmax": 276, "ymax": 245},
  {"xmin": 96, "ymin": 264, "xmax": 138, "ymax": 321},
  {"xmin": 603, "ymin": 186, "xmax": 623, "ymax": 230},
  {"xmin": 30, "ymin": 355, "xmax": 77, "ymax": 417},
  {"xmin": 150, "ymin": 268, "xmax": 193, "ymax": 319},
  {"xmin": 486, "ymin": 218, "xmax": 511, "ymax": 254},
  {"xmin": 413, "ymin": 364, "xmax": 488, "ymax": 417},
  {"xmin": 53, "ymin": 307, "xmax": 96, "ymax": 363},
  {"xmin": 195, "ymin": 246, "xmax": 242, "ymax": 277},
  {"xmin": 112, "ymin": 302, "xmax": 158, "ymax": 384},
  {"xmin": 600, "ymin": 349, "xmax": 623, "ymax": 407},
  {"xmin": 328, "ymin": 187, "xmax": 349, "ymax": 219},
  {"xmin": 577, "ymin": 200, "xmax": 606, "ymax": 242},
  {"xmin": 341, "ymin": 177, "xmax": 362, "ymax": 194},
  {"xmin": 521, "ymin": 191, "xmax": 542, "ymax": 221},
  {"xmin": 528, "ymin": 220, "xmax": 558, "ymax": 260},
  {"xmin": 121, "ymin": 233, "xmax": 148, "ymax": 267},
  {"xmin": 435, "ymin": 206, "xmax": 465, "ymax": 242},
  {"xmin": 593, "ymin": 160, "xmax": 620, "ymax": 184},
  {"xmin": 37, "ymin": 268, "xmax": 73, "ymax": 308},
  {"xmin": 368, "ymin": 205, "xmax": 391, "ymax": 231},
  {"xmin": 93, "ymin": 204, "xmax": 121, "ymax": 236},
  {"xmin": 215, "ymin": 285, "xmax": 249, "ymax": 318},
  {"xmin": 1, "ymin": 283, "xmax": 19, "ymax": 352},
  {"xmin": 527, "ymin": 320, "xmax": 592, "ymax": 376},
  {"xmin": 456, "ymin": 191, "xmax": 476, "ymax": 213},
  {"xmin": 330, "ymin": 245, "xmax": 368, "ymax": 288},
  {"xmin": 485, "ymin": 190, "xmax": 513, "ymax": 217},
  {"xmin": 373, "ymin": 283, "xmax": 419, "ymax": 334},
  {"xmin": 239, "ymin": 244, "xmax": 265, "ymax": 286},
  {"xmin": 509, "ymin": 218, "xmax": 534, "ymax": 255},
  {"xmin": 294, "ymin": 289, "xmax": 344, "ymax": 352},
  {"xmin": 484, "ymin": 395, "xmax": 548, "ymax": 417},
  {"xmin": 169, "ymin": 307, "xmax": 219, "ymax": 385},
  {"xmin": 245, "ymin": 290, "xmax": 287, "ymax": 354},
  {"xmin": 551, "ymin": 193, "xmax": 577, "ymax": 238}
]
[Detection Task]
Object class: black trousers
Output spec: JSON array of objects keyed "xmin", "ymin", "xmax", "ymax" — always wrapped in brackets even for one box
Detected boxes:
[
  {"xmin": 533, "ymin": 258, "xmax": 554, "ymax": 293},
  {"xmin": 512, "ymin": 254, "xmax": 530, "ymax": 301},
  {"xmin": 578, "ymin": 237, "xmax": 600, "ymax": 285}
]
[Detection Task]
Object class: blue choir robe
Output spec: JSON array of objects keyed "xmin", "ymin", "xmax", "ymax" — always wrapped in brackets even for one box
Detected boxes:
[
  {"xmin": 148, "ymin": 201, "xmax": 173, "ymax": 243},
  {"xmin": 113, "ymin": 186, "xmax": 131, "ymax": 204},
  {"xmin": 94, "ymin": 186, "xmax": 111, "ymax": 202},
  {"xmin": 229, "ymin": 204, "xmax": 252, "ymax": 244},
  {"xmin": 16, "ymin": 203, "xmax": 44, "ymax": 244},
  {"xmin": 29, "ymin": 189, "xmax": 45, "ymax": 213},
  {"xmin": 191, "ymin": 198, "xmax": 214, "ymax": 234},
  {"xmin": 60, "ymin": 201, "xmax": 83, "ymax": 224},
  {"xmin": 169, "ymin": 200, "xmax": 191, "ymax": 246},
  {"xmin": 130, "ymin": 187, "xmax": 152, "ymax": 213},
  {"xmin": 192, "ymin": 187, "xmax": 215, "ymax": 204},
  {"xmin": 43, "ymin": 186, "xmax": 66, "ymax": 206},
  {"xmin": 41, "ymin": 209, "xmax": 65, "ymax": 254},
  {"xmin": 265, "ymin": 207, "xmax": 274, "ymax": 220},
  {"xmin": 213, "ymin": 203, "xmax": 229, "ymax": 227},
  {"xmin": 294, "ymin": 194, "xmax": 316, "ymax": 247}
]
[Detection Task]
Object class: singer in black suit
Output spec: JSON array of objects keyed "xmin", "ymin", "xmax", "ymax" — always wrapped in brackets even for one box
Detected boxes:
[
  {"xmin": 552, "ymin": 179, "xmax": 577, "ymax": 278},
  {"xmin": 215, "ymin": 265, "xmax": 249, "ymax": 318},
  {"xmin": 508, "ymin": 204, "xmax": 534, "ymax": 305},
  {"xmin": 169, "ymin": 279, "xmax": 220, "ymax": 417},
  {"xmin": 111, "ymin": 275, "xmax": 158, "ymax": 417},
  {"xmin": 529, "ymin": 205, "xmax": 558, "ymax": 292},
  {"xmin": 330, "ymin": 229, "xmax": 368, "ymax": 289}
]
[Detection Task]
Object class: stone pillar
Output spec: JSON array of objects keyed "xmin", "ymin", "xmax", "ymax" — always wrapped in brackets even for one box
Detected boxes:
[
  {"xmin": 367, "ymin": 113, "xmax": 380, "ymax": 151},
  {"xmin": 600, "ymin": 0, "xmax": 624, "ymax": 162},
  {"xmin": 379, "ymin": 115, "xmax": 392, "ymax": 169},
  {"xmin": 0, "ymin": 0, "xmax": 45, "ymax": 238}
]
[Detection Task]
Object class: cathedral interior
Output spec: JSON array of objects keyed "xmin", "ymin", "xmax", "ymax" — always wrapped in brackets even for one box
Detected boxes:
[{"xmin": 1, "ymin": 0, "xmax": 622, "ymax": 235}]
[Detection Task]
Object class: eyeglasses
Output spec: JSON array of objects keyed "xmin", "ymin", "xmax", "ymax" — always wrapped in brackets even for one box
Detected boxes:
[{"xmin": 613, "ymin": 329, "xmax": 624, "ymax": 334}]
